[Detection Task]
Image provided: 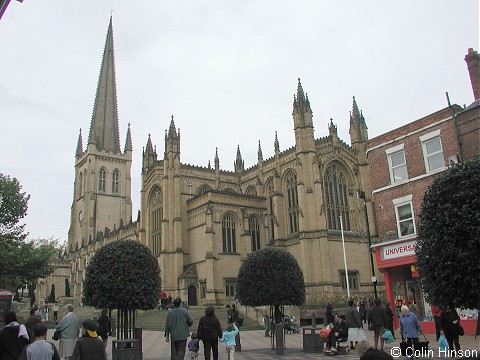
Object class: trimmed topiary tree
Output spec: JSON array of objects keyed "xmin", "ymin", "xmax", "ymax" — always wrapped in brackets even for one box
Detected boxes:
[
  {"xmin": 416, "ymin": 157, "xmax": 480, "ymax": 310},
  {"xmin": 236, "ymin": 247, "xmax": 305, "ymax": 354},
  {"xmin": 83, "ymin": 239, "xmax": 161, "ymax": 339}
]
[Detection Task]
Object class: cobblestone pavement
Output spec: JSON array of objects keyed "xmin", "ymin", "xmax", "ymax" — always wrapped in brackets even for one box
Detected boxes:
[{"xmin": 48, "ymin": 328, "xmax": 479, "ymax": 359}]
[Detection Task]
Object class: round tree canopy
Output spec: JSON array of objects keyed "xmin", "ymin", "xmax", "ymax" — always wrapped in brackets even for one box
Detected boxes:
[
  {"xmin": 236, "ymin": 247, "xmax": 305, "ymax": 307},
  {"xmin": 416, "ymin": 158, "xmax": 480, "ymax": 310},
  {"xmin": 83, "ymin": 240, "xmax": 161, "ymax": 310}
]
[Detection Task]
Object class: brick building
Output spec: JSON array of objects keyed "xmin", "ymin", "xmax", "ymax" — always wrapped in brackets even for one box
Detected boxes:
[{"xmin": 366, "ymin": 48, "xmax": 479, "ymax": 329}]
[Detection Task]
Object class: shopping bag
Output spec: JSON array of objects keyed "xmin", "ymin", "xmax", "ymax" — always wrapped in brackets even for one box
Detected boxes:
[
  {"xmin": 438, "ymin": 334, "xmax": 448, "ymax": 352},
  {"xmin": 419, "ymin": 334, "xmax": 429, "ymax": 352},
  {"xmin": 382, "ymin": 329, "xmax": 394, "ymax": 343}
]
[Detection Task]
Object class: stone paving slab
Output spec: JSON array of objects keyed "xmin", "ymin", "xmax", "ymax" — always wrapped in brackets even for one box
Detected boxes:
[{"xmin": 48, "ymin": 328, "xmax": 479, "ymax": 359}]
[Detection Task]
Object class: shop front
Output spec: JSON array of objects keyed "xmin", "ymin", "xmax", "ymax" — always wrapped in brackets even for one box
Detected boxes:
[{"xmin": 372, "ymin": 237, "xmax": 425, "ymax": 331}]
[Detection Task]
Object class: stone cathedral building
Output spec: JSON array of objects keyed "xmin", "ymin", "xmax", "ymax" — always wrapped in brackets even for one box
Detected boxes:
[{"xmin": 38, "ymin": 19, "xmax": 380, "ymax": 306}]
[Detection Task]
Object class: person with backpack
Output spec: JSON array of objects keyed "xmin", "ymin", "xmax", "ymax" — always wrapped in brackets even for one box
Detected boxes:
[{"xmin": 0, "ymin": 310, "xmax": 29, "ymax": 359}]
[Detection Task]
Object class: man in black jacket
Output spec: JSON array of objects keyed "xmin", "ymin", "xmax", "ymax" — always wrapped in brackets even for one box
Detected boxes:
[{"xmin": 368, "ymin": 298, "xmax": 387, "ymax": 350}]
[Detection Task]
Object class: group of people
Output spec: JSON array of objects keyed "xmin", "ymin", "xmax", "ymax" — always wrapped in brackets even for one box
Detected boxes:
[
  {"xmin": 0, "ymin": 303, "xmax": 111, "ymax": 360},
  {"xmin": 164, "ymin": 297, "xmax": 241, "ymax": 360},
  {"xmin": 159, "ymin": 291, "xmax": 174, "ymax": 310}
]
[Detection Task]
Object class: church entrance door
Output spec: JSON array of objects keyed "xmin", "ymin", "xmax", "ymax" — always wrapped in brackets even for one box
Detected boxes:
[{"xmin": 187, "ymin": 285, "xmax": 197, "ymax": 306}]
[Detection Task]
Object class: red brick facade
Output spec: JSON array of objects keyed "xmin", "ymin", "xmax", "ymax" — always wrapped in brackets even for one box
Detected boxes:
[{"xmin": 367, "ymin": 107, "xmax": 461, "ymax": 243}]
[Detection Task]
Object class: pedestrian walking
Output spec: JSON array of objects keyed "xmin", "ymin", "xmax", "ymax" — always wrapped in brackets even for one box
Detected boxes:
[
  {"xmin": 441, "ymin": 307, "xmax": 461, "ymax": 352},
  {"xmin": 96, "ymin": 309, "xmax": 111, "ymax": 349},
  {"xmin": 0, "ymin": 310, "xmax": 29, "ymax": 359},
  {"xmin": 19, "ymin": 323, "xmax": 61, "ymax": 360},
  {"xmin": 197, "ymin": 307, "xmax": 222, "ymax": 360},
  {"xmin": 25, "ymin": 308, "xmax": 46, "ymax": 344},
  {"xmin": 399, "ymin": 305, "xmax": 422, "ymax": 359},
  {"xmin": 55, "ymin": 304, "xmax": 79, "ymax": 360},
  {"xmin": 227, "ymin": 304, "xmax": 241, "ymax": 351},
  {"xmin": 368, "ymin": 298, "xmax": 386, "ymax": 351},
  {"xmin": 53, "ymin": 302, "xmax": 60, "ymax": 322},
  {"xmin": 165, "ymin": 297, "xmax": 194, "ymax": 360},
  {"xmin": 71, "ymin": 319, "xmax": 106, "ymax": 360},
  {"xmin": 219, "ymin": 324, "xmax": 239, "ymax": 360},
  {"xmin": 345, "ymin": 299, "xmax": 365, "ymax": 349},
  {"xmin": 384, "ymin": 302, "xmax": 395, "ymax": 339},
  {"xmin": 430, "ymin": 305, "xmax": 443, "ymax": 341},
  {"xmin": 262, "ymin": 306, "xmax": 270, "ymax": 337}
]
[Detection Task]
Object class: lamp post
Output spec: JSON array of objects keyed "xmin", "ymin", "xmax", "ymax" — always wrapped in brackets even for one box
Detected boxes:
[
  {"xmin": 357, "ymin": 190, "xmax": 378, "ymax": 299},
  {"xmin": 339, "ymin": 215, "xmax": 350, "ymax": 299}
]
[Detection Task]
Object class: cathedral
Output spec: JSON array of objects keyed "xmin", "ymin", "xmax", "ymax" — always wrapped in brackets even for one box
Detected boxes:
[{"xmin": 38, "ymin": 18, "xmax": 379, "ymax": 306}]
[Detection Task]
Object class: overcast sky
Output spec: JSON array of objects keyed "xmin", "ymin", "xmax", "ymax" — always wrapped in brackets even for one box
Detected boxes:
[{"xmin": 0, "ymin": 1, "xmax": 478, "ymax": 243}]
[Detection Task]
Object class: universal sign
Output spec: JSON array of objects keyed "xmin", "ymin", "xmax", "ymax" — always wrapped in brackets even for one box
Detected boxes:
[{"xmin": 382, "ymin": 240, "xmax": 416, "ymax": 260}]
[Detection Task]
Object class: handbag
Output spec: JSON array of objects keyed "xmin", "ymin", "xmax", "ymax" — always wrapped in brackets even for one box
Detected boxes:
[
  {"xmin": 457, "ymin": 322, "xmax": 464, "ymax": 336},
  {"xmin": 197, "ymin": 324, "xmax": 204, "ymax": 340},
  {"xmin": 418, "ymin": 334, "xmax": 429, "ymax": 352},
  {"xmin": 52, "ymin": 330, "xmax": 61, "ymax": 340}
]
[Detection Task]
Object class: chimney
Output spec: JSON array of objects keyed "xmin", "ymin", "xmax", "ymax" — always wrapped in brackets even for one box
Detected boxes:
[{"xmin": 465, "ymin": 48, "xmax": 480, "ymax": 101}]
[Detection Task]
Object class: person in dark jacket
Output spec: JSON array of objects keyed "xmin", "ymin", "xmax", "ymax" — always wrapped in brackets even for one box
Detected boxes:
[
  {"xmin": 197, "ymin": 307, "xmax": 222, "ymax": 360},
  {"xmin": 324, "ymin": 303, "xmax": 335, "ymax": 327},
  {"xmin": 96, "ymin": 309, "xmax": 111, "ymax": 349},
  {"xmin": 368, "ymin": 298, "xmax": 386, "ymax": 350},
  {"xmin": 0, "ymin": 310, "xmax": 29, "ymax": 360},
  {"xmin": 325, "ymin": 314, "xmax": 348, "ymax": 352},
  {"xmin": 357, "ymin": 301, "xmax": 367, "ymax": 324},
  {"xmin": 71, "ymin": 319, "xmax": 106, "ymax": 360},
  {"xmin": 441, "ymin": 307, "xmax": 461, "ymax": 352},
  {"xmin": 384, "ymin": 302, "xmax": 395, "ymax": 339}
]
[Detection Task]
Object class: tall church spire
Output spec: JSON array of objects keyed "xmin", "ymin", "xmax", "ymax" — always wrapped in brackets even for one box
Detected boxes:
[
  {"xmin": 124, "ymin": 123, "xmax": 132, "ymax": 152},
  {"xmin": 349, "ymin": 96, "xmax": 368, "ymax": 144},
  {"xmin": 234, "ymin": 145, "xmax": 244, "ymax": 173},
  {"xmin": 88, "ymin": 16, "xmax": 121, "ymax": 153}
]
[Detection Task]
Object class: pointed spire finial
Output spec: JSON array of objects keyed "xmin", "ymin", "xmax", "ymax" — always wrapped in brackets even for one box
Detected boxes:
[
  {"xmin": 124, "ymin": 122, "xmax": 132, "ymax": 152},
  {"xmin": 274, "ymin": 131, "xmax": 280, "ymax": 152},
  {"xmin": 76, "ymin": 128, "xmax": 84, "ymax": 157}
]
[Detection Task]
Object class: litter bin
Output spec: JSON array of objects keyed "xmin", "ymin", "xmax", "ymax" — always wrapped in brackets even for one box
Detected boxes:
[
  {"xmin": 303, "ymin": 327, "xmax": 323, "ymax": 353},
  {"xmin": 112, "ymin": 339, "xmax": 140, "ymax": 360}
]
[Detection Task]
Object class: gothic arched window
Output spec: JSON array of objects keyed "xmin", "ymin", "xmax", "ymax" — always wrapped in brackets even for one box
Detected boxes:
[
  {"xmin": 98, "ymin": 168, "xmax": 106, "ymax": 192},
  {"xmin": 222, "ymin": 214, "xmax": 236, "ymax": 253},
  {"xmin": 112, "ymin": 169, "xmax": 119, "ymax": 193},
  {"xmin": 197, "ymin": 185, "xmax": 212, "ymax": 196},
  {"xmin": 78, "ymin": 172, "xmax": 83, "ymax": 198},
  {"xmin": 285, "ymin": 171, "xmax": 299, "ymax": 234},
  {"xmin": 249, "ymin": 216, "xmax": 261, "ymax": 252},
  {"xmin": 150, "ymin": 187, "xmax": 162, "ymax": 255},
  {"xmin": 324, "ymin": 163, "xmax": 351, "ymax": 231},
  {"xmin": 245, "ymin": 186, "xmax": 257, "ymax": 196},
  {"xmin": 266, "ymin": 179, "xmax": 275, "ymax": 241}
]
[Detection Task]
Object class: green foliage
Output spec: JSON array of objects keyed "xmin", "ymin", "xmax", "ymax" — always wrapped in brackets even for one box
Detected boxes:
[
  {"xmin": 302, "ymin": 291, "xmax": 387, "ymax": 311},
  {"xmin": 236, "ymin": 247, "xmax": 305, "ymax": 307},
  {"xmin": 0, "ymin": 238, "xmax": 58, "ymax": 290},
  {"xmin": 0, "ymin": 174, "xmax": 30, "ymax": 242},
  {"xmin": 83, "ymin": 240, "xmax": 161, "ymax": 310},
  {"xmin": 416, "ymin": 157, "xmax": 480, "ymax": 310}
]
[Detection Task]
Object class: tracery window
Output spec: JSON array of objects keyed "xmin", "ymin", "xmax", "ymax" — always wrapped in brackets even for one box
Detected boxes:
[
  {"xmin": 285, "ymin": 171, "xmax": 299, "ymax": 234},
  {"xmin": 150, "ymin": 187, "xmax": 162, "ymax": 255},
  {"xmin": 324, "ymin": 163, "xmax": 350, "ymax": 231},
  {"xmin": 198, "ymin": 185, "xmax": 212, "ymax": 196},
  {"xmin": 266, "ymin": 179, "xmax": 275, "ymax": 241},
  {"xmin": 222, "ymin": 214, "xmax": 236, "ymax": 253},
  {"xmin": 98, "ymin": 168, "xmax": 106, "ymax": 192},
  {"xmin": 112, "ymin": 169, "xmax": 119, "ymax": 193},
  {"xmin": 246, "ymin": 186, "xmax": 257, "ymax": 196},
  {"xmin": 249, "ymin": 216, "xmax": 261, "ymax": 252}
]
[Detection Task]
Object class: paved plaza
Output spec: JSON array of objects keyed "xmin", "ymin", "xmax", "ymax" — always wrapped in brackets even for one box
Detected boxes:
[{"xmin": 48, "ymin": 328, "xmax": 479, "ymax": 359}]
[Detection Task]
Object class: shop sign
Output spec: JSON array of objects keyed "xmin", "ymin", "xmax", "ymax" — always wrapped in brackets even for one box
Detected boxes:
[{"xmin": 382, "ymin": 240, "xmax": 416, "ymax": 260}]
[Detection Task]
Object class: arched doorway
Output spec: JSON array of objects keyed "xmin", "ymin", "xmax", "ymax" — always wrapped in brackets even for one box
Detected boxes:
[{"xmin": 187, "ymin": 285, "xmax": 198, "ymax": 306}]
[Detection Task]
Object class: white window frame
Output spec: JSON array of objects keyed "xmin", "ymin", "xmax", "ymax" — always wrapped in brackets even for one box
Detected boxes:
[
  {"xmin": 419, "ymin": 130, "xmax": 445, "ymax": 173},
  {"xmin": 385, "ymin": 144, "xmax": 408, "ymax": 184},
  {"xmin": 393, "ymin": 195, "xmax": 416, "ymax": 238}
]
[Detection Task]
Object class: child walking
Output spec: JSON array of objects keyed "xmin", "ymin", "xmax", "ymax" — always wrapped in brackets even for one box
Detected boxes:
[
  {"xmin": 219, "ymin": 323, "xmax": 239, "ymax": 360},
  {"xmin": 187, "ymin": 331, "xmax": 199, "ymax": 360}
]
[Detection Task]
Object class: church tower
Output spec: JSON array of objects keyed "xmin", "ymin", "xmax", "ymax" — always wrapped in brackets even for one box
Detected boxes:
[{"xmin": 68, "ymin": 17, "xmax": 132, "ymax": 259}]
